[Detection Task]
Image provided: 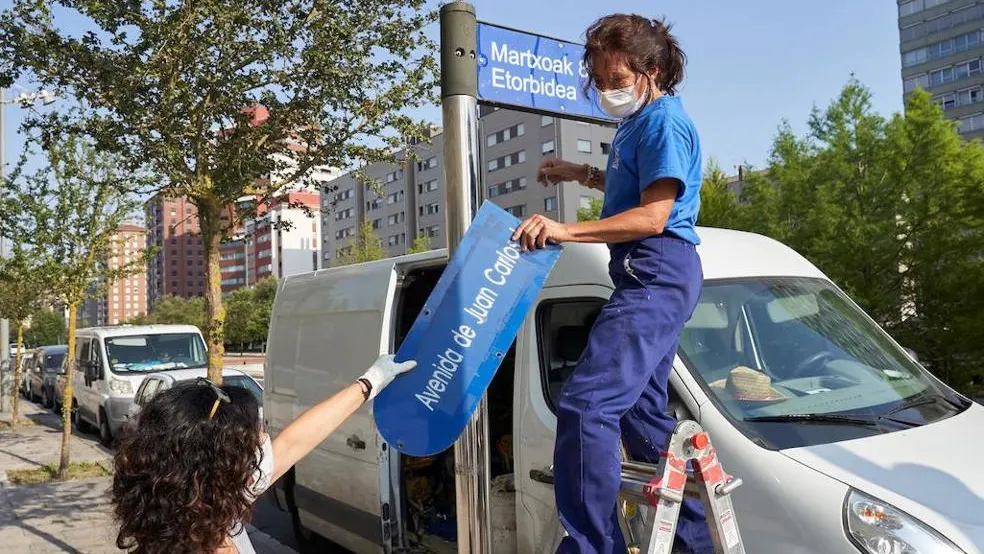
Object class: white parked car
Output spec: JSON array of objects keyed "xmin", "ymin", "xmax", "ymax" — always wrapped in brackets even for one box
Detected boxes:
[
  {"xmin": 71, "ymin": 324, "xmax": 208, "ymax": 446},
  {"xmin": 128, "ymin": 367, "xmax": 263, "ymax": 422},
  {"xmin": 264, "ymin": 229, "xmax": 983, "ymax": 554}
]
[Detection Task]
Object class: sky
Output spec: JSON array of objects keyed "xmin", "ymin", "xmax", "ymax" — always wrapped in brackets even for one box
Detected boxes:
[{"xmin": 0, "ymin": 0, "xmax": 904, "ymax": 177}]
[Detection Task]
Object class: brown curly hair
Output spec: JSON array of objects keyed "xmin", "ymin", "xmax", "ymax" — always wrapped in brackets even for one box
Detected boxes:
[{"xmin": 112, "ymin": 381, "xmax": 263, "ymax": 554}]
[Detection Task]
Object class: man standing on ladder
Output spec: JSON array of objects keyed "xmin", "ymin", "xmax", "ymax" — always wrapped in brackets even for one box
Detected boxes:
[{"xmin": 512, "ymin": 13, "xmax": 711, "ymax": 554}]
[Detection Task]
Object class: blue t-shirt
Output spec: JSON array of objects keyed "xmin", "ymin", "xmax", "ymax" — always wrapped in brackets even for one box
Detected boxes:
[{"xmin": 601, "ymin": 96, "xmax": 702, "ymax": 245}]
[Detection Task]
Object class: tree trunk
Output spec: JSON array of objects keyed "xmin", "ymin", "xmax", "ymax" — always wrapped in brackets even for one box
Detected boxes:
[
  {"xmin": 199, "ymin": 201, "xmax": 226, "ymax": 384},
  {"xmin": 11, "ymin": 324, "xmax": 23, "ymax": 426},
  {"xmin": 58, "ymin": 303, "xmax": 78, "ymax": 479}
]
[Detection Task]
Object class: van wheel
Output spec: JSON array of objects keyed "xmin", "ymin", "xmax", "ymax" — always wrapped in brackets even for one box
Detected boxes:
[{"xmin": 98, "ymin": 409, "xmax": 113, "ymax": 447}]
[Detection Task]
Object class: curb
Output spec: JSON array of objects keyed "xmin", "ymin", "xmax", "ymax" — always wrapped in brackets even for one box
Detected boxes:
[{"xmin": 246, "ymin": 524, "xmax": 300, "ymax": 554}]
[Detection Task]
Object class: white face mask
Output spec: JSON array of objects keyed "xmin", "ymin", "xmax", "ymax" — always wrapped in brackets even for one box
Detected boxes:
[{"xmin": 599, "ymin": 81, "xmax": 647, "ymax": 119}]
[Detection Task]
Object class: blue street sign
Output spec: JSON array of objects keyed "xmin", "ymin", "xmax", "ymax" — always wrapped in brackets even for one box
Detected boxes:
[
  {"xmin": 374, "ymin": 201, "xmax": 561, "ymax": 457},
  {"xmin": 476, "ymin": 22, "xmax": 615, "ymax": 123}
]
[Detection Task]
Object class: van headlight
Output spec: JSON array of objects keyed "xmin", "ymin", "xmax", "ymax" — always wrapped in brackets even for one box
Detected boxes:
[
  {"xmin": 109, "ymin": 378, "xmax": 133, "ymax": 395},
  {"xmin": 845, "ymin": 489, "xmax": 964, "ymax": 554}
]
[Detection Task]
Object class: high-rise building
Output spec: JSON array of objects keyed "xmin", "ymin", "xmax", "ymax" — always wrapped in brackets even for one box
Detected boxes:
[
  {"xmin": 899, "ymin": 0, "xmax": 984, "ymax": 138},
  {"xmin": 219, "ymin": 192, "xmax": 322, "ymax": 292},
  {"xmin": 146, "ymin": 195, "xmax": 206, "ymax": 306},
  {"xmin": 81, "ymin": 224, "xmax": 149, "ymax": 326},
  {"xmin": 320, "ymin": 108, "xmax": 615, "ymax": 265}
]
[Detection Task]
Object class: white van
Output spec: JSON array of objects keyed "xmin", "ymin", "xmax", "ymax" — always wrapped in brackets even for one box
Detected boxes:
[
  {"xmin": 264, "ymin": 228, "xmax": 983, "ymax": 554},
  {"xmin": 72, "ymin": 324, "xmax": 208, "ymax": 445}
]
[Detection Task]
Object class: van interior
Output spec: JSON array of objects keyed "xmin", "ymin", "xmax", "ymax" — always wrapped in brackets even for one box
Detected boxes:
[{"xmin": 393, "ymin": 267, "xmax": 602, "ymax": 553}]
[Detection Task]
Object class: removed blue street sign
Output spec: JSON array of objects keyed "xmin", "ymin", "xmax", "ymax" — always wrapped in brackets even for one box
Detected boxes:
[
  {"xmin": 374, "ymin": 201, "xmax": 561, "ymax": 457},
  {"xmin": 476, "ymin": 22, "xmax": 615, "ymax": 123}
]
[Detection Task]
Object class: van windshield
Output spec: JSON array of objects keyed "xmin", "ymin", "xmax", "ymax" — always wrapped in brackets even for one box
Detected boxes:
[
  {"xmin": 104, "ymin": 333, "xmax": 208, "ymax": 373},
  {"xmin": 678, "ymin": 277, "xmax": 968, "ymax": 449}
]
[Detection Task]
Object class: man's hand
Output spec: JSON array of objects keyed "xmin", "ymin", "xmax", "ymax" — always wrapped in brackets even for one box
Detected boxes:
[{"xmin": 512, "ymin": 214, "xmax": 572, "ymax": 251}]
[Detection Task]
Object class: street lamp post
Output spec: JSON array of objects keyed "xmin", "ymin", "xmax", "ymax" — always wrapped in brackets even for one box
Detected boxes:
[{"xmin": 0, "ymin": 86, "xmax": 58, "ymax": 364}]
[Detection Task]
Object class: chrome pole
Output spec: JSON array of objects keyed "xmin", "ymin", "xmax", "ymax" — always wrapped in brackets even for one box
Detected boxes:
[{"xmin": 440, "ymin": 3, "xmax": 490, "ymax": 553}]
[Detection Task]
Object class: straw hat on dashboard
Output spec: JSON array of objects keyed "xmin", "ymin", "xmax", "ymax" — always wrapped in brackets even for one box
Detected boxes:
[{"xmin": 710, "ymin": 366, "xmax": 787, "ymax": 402}]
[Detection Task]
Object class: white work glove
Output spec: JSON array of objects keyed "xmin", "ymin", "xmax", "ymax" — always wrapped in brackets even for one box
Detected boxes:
[{"xmin": 359, "ymin": 354, "xmax": 417, "ymax": 401}]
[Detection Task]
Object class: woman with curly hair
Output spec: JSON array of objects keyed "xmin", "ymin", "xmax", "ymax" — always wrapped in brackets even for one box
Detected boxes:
[{"xmin": 111, "ymin": 354, "xmax": 416, "ymax": 554}]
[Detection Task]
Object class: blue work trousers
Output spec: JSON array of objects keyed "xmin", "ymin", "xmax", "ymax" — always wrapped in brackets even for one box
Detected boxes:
[{"xmin": 554, "ymin": 235, "xmax": 711, "ymax": 554}]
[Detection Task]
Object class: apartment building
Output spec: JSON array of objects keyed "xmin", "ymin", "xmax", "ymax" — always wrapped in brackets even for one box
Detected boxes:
[
  {"xmin": 146, "ymin": 196, "xmax": 207, "ymax": 306},
  {"xmin": 899, "ymin": 0, "xmax": 984, "ymax": 138},
  {"xmin": 320, "ymin": 108, "xmax": 615, "ymax": 264},
  {"xmin": 219, "ymin": 192, "xmax": 322, "ymax": 292},
  {"xmin": 81, "ymin": 224, "xmax": 149, "ymax": 326}
]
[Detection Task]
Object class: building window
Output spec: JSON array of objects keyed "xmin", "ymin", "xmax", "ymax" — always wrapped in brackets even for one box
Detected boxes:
[
  {"xmin": 416, "ymin": 179, "xmax": 439, "ymax": 193},
  {"xmin": 386, "ymin": 190, "xmax": 405, "ymax": 204},
  {"xmin": 901, "ymin": 4, "xmax": 984, "ymax": 43},
  {"xmin": 372, "ymin": 218, "xmax": 382, "ymax": 230},
  {"xmin": 541, "ymin": 115, "xmax": 554, "ymax": 126},
  {"xmin": 426, "ymin": 225, "xmax": 440, "ymax": 238},
  {"xmin": 418, "ymin": 156, "xmax": 439, "ymax": 171},
  {"xmin": 384, "ymin": 170, "xmax": 403, "ymax": 184},
  {"xmin": 335, "ymin": 207, "xmax": 355, "ymax": 221},
  {"xmin": 542, "ymin": 140, "xmax": 555, "ymax": 155},
  {"xmin": 488, "ymin": 158, "xmax": 499, "ymax": 172},
  {"xmin": 488, "ymin": 150, "xmax": 526, "ymax": 173},
  {"xmin": 544, "ymin": 196, "xmax": 558, "ymax": 212},
  {"xmin": 958, "ymin": 87, "xmax": 983, "ymax": 106},
  {"xmin": 577, "ymin": 140, "xmax": 592, "ymax": 153},
  {"xmin": 335, "ymin": 227, "xmax": 354, "ymax": 240},
  {"xmin": 388, "ymin": 212, "xmax": 406, "ymax": 225},
  {"xmin": 335, "ymin": 188, "xmax": 354, "ymax": 202},
  {"xmin": 904, "ymin": 74, "xmax": 930, "ymax": 93},
  {"xmin": 600, "ymin": 142, "xmax": 611, "ymax": 155},
  {"xmin": 959, "ymin": 112, "xmax": 984, "ymax": 133},
  {"xmin": 505, "ymin": 204, "xmax": 527, "ymax": 217},
  {"xmin": 488, "ymin": 176, "xmax": 528, "ymax": 198},
  {"xmin": 902, "ymin": 30, "xmax": 982, "ymax": 69},
  {"xmin": 387, "ymin": 234, "xmax": 405, "ymax": 246},
  {"xmin": 486, "ymin": 123, "xmax": 526, "ymax": 147}
]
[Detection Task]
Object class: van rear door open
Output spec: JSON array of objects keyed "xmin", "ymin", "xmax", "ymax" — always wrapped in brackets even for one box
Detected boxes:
[{"xmin": 265, "ymin": 259, "xmax": 400, "ymax": 552}]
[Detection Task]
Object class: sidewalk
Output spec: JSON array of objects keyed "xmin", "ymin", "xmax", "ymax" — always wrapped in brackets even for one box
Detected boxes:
[{"xmin": 0, "ymin": 399, "xmax": 297, "ymax": 554}]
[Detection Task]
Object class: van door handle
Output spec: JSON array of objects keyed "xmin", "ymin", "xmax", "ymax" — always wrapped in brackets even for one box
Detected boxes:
[
  {"xmin": 530, "ymin": 466, "xmax": 554, "ymax": 485},
  {"xmin": 346, "ymin": 436, "xmax": 366, "ymax": 451}
]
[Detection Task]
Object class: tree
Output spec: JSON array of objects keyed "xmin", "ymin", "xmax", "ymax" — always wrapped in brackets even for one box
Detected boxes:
[
  {"xmin": 337, "ymin": 221, "xmax": 386, "ymax": 266},
  {"xmin": 0, "ymin": 245, "xmax": 52, "ymax": 426},
  {"xmin": 408, "ymin": 234, "xmax": 432, "ymax": 254},
  {"xmin": 577, "ymin": 198, "xmax": 603, "ymax": 222},
  {"xmin": 224, "ymin": 288, "xmax": 254, "ymax": 351},
  {"xmin": 697, "ymin": 160, "xmax": 741, "ymax": 229},
  {"xmin": 0, "ymin": 134, "xmax": 147, "ymax": 478},
  {"xmin": 24, "ymin": 309, "xmax": 67, "ymax": 347},
  {"xmin": 224, "ymin": 278, "xmax": 277, "ymax": 351},
  {"xmin": 1, "ymin": 0, "xmax": 438, "ymax": 383},
  {"xmin": 717, "ymin": 80, "xmax": 984, "ymax": 392},
  {"xmin": 144, "ymin": 296, "xmax": 207, "ymax": 329}
]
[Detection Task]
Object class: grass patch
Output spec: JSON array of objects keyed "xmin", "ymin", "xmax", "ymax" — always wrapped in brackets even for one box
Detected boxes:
[
  {"xmin": 6, "ymin": 462, "xmax": 109, "ymax": 485},
  {"xmin": 0, "ymin": 418, "xmax": 36, "ymax": 429}
]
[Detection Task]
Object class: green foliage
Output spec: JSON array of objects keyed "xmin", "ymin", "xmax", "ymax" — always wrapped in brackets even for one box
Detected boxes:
[
  {"xmin": 24, "ymin": 309, "xmax": 67, "ymax": 347},
  {"xmin": 225, "ymin": 277, "xmax": 277, "ymax": 348},
  {"xmin": 576, "ymin": 198, "xmax": 603, "ymax": 222},
  {"xmin": 0, "ymin": 246, "xmax": 50, "ymax": 330},
  {"xmin": 1, "ymin": 0, "xmax": 439, "ymax": 379},
  {"xmin": 697, "ymin": 159, "xmax": 741, "ymax": 229},
  {"xmin": 408, "ymin": 234, "xmax": 432, "ymax": 254},
  {"xmin": 140, "ymin": 296, "xmax": 207, "ymax": 329},
  {"xmin": 709, "ymin": 79, "xmax": 984, "ymax": 391},
  {"xmin": 336, "ymin": 221, "xmax": 386, "ymax": 266}
]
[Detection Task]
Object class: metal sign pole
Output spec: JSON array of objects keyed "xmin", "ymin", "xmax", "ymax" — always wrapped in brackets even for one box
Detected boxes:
[{"xmin": 440, "ymin": 3, "xmax": 491, "ymax": 553}]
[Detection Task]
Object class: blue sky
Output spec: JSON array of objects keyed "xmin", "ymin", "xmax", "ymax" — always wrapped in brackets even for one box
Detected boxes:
[{"xmin": 1, "ymin": 0, "xmax": 903, "ymax": 176}]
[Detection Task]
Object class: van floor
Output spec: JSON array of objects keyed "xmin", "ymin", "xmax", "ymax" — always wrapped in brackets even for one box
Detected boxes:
[{"xmin": 396, "ymin": 266, "xmax": 517, "ymax": 553}]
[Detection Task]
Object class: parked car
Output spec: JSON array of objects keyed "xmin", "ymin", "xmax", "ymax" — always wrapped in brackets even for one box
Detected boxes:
[
  {"xmin": 27, "ymin": 345, "xmax": 68, "ymax": 408},
  {"xmin": 70, "ymin": 324, "xmax": 207, "ymax": 446},
  {"xmin": 265, "ymin": 229, "xmax": 982, "ymax": 554},
  {"xmin": 127, "ymin": 367, "xmax": 263, "ymax": 423},
  {"xmin": 17, "ymin": 350, "xmax": 36, "ymax": 398}
]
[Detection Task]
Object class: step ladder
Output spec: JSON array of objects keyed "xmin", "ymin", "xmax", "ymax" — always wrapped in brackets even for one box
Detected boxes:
[{"xmin": 618, "ymin": 420, "xmax": 746, "ymax": 554}]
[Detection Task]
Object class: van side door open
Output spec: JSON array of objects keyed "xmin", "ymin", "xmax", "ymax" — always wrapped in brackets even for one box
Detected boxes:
[{"xmin": 264, "ymin": 260, "xmax": 401, "ymax": 554}]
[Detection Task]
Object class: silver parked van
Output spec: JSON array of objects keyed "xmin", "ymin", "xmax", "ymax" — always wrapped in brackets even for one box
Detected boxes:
[{"xmin": 264, "ymin": 228, "xmax": 984, "ymax": 554}]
